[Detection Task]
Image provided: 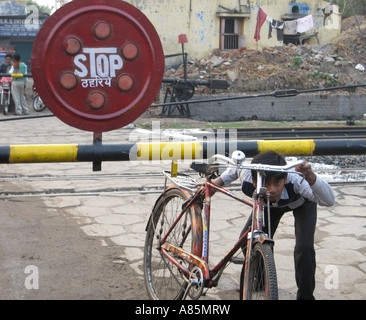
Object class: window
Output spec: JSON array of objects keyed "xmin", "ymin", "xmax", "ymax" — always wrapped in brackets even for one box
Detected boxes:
[{"xmin": 220, "ymin": 18, "xmax": 244, "ymax": 50}]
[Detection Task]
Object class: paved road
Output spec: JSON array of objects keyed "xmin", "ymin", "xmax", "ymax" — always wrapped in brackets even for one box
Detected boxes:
[{"xmin": 0, "ymin": 107, "xmax": 366, "ymax": 300}]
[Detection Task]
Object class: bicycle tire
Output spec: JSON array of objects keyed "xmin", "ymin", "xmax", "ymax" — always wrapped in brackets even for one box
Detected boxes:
[
  {"xmin": 33, "ymin": 95, "xmax": 46, "ymax": 112},
  {"xmin": 144, "ymin": 186, "xmax": 203, "ymax": 300},
  {"xmin": 244, "ymin": 242, "xmax": 278, "ymax": 300}
]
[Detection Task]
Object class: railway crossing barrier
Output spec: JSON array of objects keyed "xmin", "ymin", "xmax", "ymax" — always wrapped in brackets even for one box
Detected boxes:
[
  {"xmin": 1, "ymin": 0, "xmax": 366, "ymax": 171},
  {"xmin": 1, "ymin": 139, "xmax": 366, "ymax": 172}
]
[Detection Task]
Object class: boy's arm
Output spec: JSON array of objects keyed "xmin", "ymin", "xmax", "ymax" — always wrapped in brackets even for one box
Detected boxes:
[
  {"xmin": 295, "ymin": 161, "xmax": 335, "ymax": 206},
  {"xmin": 212, "ymin": 176, "xmax": 224, "ymax": 187}
]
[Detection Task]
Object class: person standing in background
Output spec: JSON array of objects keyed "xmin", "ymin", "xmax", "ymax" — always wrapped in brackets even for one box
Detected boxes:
[
  {"xmin": 9, "ymin": 53, "xmax": 29, "ymax": 115},
  {"xmin": 0, "ymin": 53, "xmax": 13, "ymax": 76}
]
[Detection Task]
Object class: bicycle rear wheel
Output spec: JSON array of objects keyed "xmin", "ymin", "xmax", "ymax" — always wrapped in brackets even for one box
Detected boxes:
[
  {"xmin": 244, "ymin": 242, "xmax": 278, "ymax": 300},
  {"xmin": 144, "ymin": 186, "xmax": 203, "ymax": 300}
]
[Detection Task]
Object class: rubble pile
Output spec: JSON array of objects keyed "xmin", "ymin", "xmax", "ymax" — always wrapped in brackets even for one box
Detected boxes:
[{"xmin": 165, "ymin": 16, "xmax": 366, "ymax": 95}]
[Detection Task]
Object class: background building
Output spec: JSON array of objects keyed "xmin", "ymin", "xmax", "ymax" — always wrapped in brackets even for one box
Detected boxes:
[
  {"xmin": 0, "ymin": 0, "xmax": 49, "ymax": 71},
  {"xmin": 0, "ymin": 0, "xmax": 341, "ymax": 71},
  {"xmin": 125, "ymin": 0, "xmax": 341, "ymax": 65}
]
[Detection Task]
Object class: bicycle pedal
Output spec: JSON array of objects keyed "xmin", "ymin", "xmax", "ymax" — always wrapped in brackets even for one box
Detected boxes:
[{"xmin": 230, "ymin": 257, "xmax": 245, "ymax": 264}]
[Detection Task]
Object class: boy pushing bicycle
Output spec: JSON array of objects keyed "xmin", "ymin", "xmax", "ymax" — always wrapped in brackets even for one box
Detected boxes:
[{"xmin": 213, "ymin": 150, "xmax": 335, "ymax": 300}]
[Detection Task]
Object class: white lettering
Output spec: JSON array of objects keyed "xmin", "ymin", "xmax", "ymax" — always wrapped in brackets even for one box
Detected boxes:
[
  {"xmin": 96, "ymin": 55, "xmax": 109, "ymax": 78},
  {"xmin": 109, "ymin": 55, "xmax": 123, "ymax": 77},
  {"xmin": 79, "ymin": 47, "xmax": 123, "ymax": 78},
  {"xmin": 80, "ymin": 77, "xmax": 112, "ymax": 88},
  {"xmin": 74, "ymin": 54, "xmax": 88, "ymax": 77},
  {"xmin": 135, "ymin": 304, "xmax": 169, "ymax": 317}
]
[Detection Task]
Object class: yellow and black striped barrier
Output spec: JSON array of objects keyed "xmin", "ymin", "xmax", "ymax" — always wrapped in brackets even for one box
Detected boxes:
[{"xmin": 1, "ymin": 139, "xmax": 366, "ymax": 166}]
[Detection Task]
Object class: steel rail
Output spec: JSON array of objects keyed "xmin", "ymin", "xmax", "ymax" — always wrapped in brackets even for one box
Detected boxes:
[{"xmin": 0, "ymin": 179, "xmax": 363, "ymax": 199}]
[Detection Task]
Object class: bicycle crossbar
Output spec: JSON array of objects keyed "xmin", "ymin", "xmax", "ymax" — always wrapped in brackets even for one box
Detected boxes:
[{"xmin": 0, "ymin": 139, "xmax": 365, "ymax": 166}]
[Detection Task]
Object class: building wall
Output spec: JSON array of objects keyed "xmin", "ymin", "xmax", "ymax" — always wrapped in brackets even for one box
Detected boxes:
[
  {"xmin": 1, "ymin": 1, "xmax": 342, "ymax": 69},
  {"xmin": 0, "ymin": 1, "xmax": 49, "ymax": 70},
  {"xmin": 126, "ymin": 0, "xmax": 341, "ymax": 61}
]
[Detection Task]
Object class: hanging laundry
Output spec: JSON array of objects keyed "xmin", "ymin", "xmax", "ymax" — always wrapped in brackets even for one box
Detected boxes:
[
  {"xmin": 283, "ymin": 20, "xmax": 297, "ymax": 35},
  {"xmin": 267, "ymin": 16, "xmax": 273, "ymax": 38},
  {"xmin": 254, "ymin": 7, "xmax": 267, "ymax": 41},
  {"xmin": 296, "ymin": 14, "xmax": 314, "ymax": 33},
  {"xmin": 268, "ymin": 19, "xmax": 285, "ymax": 41}
]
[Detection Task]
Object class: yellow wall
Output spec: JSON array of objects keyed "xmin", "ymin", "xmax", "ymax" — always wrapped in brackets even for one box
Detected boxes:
[{"xmin": 125, "ymin": 0, "xmax": 341, "ymax": 60}]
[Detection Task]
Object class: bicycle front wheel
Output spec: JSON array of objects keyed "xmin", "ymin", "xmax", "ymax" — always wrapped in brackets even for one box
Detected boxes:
[
  {"xmin": 244, "ymin": 242, "xmax": 278, "ymax": 300},
  {"xmin": 144, "ymin": 186, "xmax": 203, "ymax": 300}
]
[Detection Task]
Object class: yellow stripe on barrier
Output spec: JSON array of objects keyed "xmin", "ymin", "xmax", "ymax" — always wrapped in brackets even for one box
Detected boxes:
[
  {"xmin": 257, "ymin": 140, "xmax": 316, "ymax": 155},
  {"xmin": 9, "ymin": 145, "xmax": 79, "ymax": 163},
  {"xmin": 10, "ymin": 73, "xmax": 24, "ymax": 78},
  {"xmin": 136, "ymin": 142, "xmax": 203, "ymax": 160}
]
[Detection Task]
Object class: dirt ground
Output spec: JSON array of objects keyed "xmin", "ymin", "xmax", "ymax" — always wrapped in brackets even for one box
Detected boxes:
[{"xmin": 0, "ymin": 199, "xmax": 147, "ymax": 300}]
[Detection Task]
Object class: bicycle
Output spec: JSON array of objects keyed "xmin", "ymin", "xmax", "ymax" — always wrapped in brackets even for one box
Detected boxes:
[
  {"xmin": 32, "ymin": 85, "xmax": 47, "ymax": 112},
  {"xmin": 143, "ymin": 150, "xmax": 305, "ymax": 300}
]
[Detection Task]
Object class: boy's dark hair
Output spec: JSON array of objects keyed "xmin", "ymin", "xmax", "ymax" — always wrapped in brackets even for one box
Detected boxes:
[
  {"xmin": 251, "ymin": 150, "xmax": 288, "ymax": 182},
  {"xmin": 5, "ymin": 53, "xmax": 12, "ymax": 59},
  {"xmin": 13, "ymin": 53, "xmax": 21, "ymax": 61}
]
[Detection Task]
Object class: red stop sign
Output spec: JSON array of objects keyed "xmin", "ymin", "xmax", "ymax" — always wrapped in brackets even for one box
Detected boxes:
[{"xmin": 31, "ymin": 0, "xmax": 164, "ymax": 132}]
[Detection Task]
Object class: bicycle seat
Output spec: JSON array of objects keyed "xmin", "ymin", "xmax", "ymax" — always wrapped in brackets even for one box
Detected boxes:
[{"xmin": 190, "ymin": 162, "xmax": 220, "ymax": 176}]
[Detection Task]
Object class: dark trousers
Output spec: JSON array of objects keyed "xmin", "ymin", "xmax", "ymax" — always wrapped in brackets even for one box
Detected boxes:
[{"xmin": 240, "ymin": 200, "xmax": 317, "ymax": 300}]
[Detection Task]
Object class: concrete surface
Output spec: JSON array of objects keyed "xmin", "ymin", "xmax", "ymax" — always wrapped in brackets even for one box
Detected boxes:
[{"xmin": 0, "ymin": 102, "xmax": 365, "ymax": 300}]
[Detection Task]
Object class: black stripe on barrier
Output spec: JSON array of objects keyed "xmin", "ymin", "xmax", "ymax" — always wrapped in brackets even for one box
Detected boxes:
[{"xmin": 0, "ymin": 146, "xmax": 10, "ymax": 163}]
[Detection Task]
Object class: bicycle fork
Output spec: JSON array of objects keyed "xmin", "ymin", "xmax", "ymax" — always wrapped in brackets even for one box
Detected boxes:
[{"xmin": 242, "ymin": 190, "xmax": 273, "ymax": 299}]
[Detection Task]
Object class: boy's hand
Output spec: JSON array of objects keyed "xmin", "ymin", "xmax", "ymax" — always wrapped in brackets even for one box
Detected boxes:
[{"xmin": 295, "ymin": 161, "xmax": 317, "ymax": 186}]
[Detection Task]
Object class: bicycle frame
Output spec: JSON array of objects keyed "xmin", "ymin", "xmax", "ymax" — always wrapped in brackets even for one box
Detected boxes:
[{"xmin": 158, "ymin": 171, "xmax": 273, "ymax": 296}]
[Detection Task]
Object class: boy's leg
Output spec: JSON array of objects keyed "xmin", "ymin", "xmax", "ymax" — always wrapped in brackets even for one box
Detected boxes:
[{"xmin": 293, "ymin": 201, "xmax": 317, "ymax": 300}]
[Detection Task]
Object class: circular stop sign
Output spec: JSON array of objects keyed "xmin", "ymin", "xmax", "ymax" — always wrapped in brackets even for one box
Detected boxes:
[{"xmin": 31, "ymin": 0, "xmax": 164, "ymax": 132}]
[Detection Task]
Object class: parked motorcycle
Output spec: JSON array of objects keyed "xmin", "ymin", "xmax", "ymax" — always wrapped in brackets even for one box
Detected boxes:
[{"xmin": 0, "ymin": 76, "xmax": 12, "ymax": 115}]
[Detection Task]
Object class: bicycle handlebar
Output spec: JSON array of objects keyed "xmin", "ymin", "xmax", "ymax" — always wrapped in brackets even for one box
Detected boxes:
[
  {"xmin": 238, "ymin": 160, "xmax": 306, "ymax": 172},
  {"xmin": 208, "ymin": 151, "xmax": 305, "ymax": 173},
  {"xmin": 208, "ymin": 154, "xmax": 237, "ymax": 166}
]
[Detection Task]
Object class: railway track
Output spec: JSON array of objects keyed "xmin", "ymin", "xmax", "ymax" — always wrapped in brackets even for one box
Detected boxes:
[
  {"xmin": 159, "ymin": 126, "xmax": 366, "ymax": 141},
  {"xmin": 0, "ymin": 169, "xmax": 365, "ymax": 198},
  {"xmin": 218, "ymin": 127, "xmax": 366, "ymax": 140}
]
